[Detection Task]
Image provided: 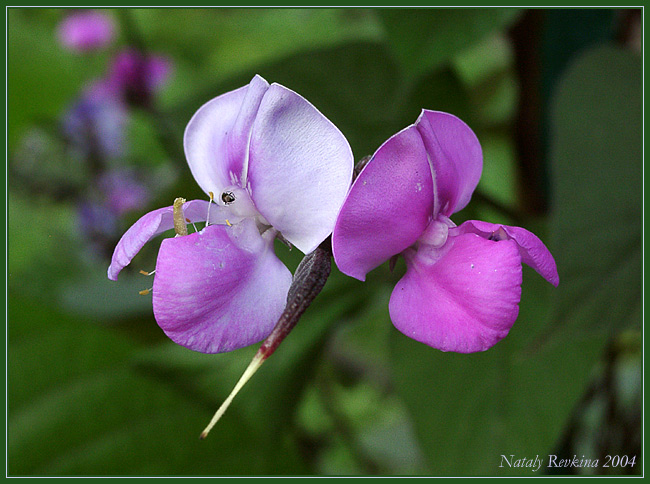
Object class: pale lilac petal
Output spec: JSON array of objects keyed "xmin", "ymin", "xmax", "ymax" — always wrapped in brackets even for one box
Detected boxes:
[
  {"xmin": 332, "ymin": 126, "xmax": 434, "ymax": 280},
  {"xmin": 227, "ymin": 75, "xmax": 269, "ymax": 184},
  {"xmin": 415, "ymin": 110, "xmax": 483, "ymax": 217},
  {"xmin": 107, "ymin": 200, "xmax": 231, "ymax": 280},
  {"xmin": 183, "ymin": 84, "xmax": 250, "ymax": 195},
  {"xmin": 57, "ymin": 11, "xmax": 115, "ymax": 52},
  {"xmin": 248, "ymin": 83, "xmax": 354, "ymax": 254},
  {"xmin": 389, "ymin": 233, "xmax": 523, "ymax": 353},
  {"xmin": 152, "ymin": 220, "xmax": 292, "ymax": 353},
  {"xmin": 452, "ymin": 220, "xmax": 559, "ymax": 286}
]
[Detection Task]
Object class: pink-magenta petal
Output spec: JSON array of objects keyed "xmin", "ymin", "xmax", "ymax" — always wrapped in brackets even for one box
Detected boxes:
[
  {"xmin": 152, "ymin": 220, "xmax": 292, "ymax": 353},
  {"xmin": 107, "ymin": 200, "xmax": 229, "ymax": 281},
  {"xmin": 452, "ymin": 220, "xmax": 559, "ymax": 286},
  {"xmin": 248, "ymin": 83, "xmax": 354, "ymax": 254},
  {"xmin": 57, "ymin": 10, "xmax": 115, "ymax": 52},
  {"xmin": 415, "ymin": 110, "xmax": 483, "ymax": 217},
  {"xmin": 389, "ymin": 233, "xmax": 523, "ymax": 353},
  {"xmin": 332, "ymin": 126, "xmax": 434, "ymax": 280}
]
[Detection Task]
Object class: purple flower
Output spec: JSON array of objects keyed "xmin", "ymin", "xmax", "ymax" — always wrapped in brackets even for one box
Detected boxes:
[
  {"xmin": 62, "ymin": 84, "xmax": 128, "ymax": 160},
  {"xmin": 105, "ymin": 49, "xmax": 172, "ymax": 108},
  {"xmin": 98, "ymin": 170, "xmax": 151, "ymax": 216},
  {"xmin": 107, "ymin": 75, "xmax": 354, "ymax": 354},
  {"xmin": 57, "ymin": 10, "xmax": 115, "ymax": 52},
  {"xmin": 332, "ymin": 110, "xmax": 559, "ymax": 353}
]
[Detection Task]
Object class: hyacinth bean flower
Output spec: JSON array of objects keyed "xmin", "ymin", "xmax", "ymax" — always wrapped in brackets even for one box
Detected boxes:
[
  {"xmin": 108, "ymin": 75, "xmax": 354, "ymax": 354},
  {"xmin": 63, "ymin": 86, "xmax": 128, "ymax": 160},
  {"xmin": 332, "ymin": 110, "xmax": 559, "ymax": 353},
  {"xmin": 57, "ymin": 10, "xmax": 115, "ymax": 52},
  {"xmin": 105, "ymin": 49, "xmax": 172, "ymax": 108}
]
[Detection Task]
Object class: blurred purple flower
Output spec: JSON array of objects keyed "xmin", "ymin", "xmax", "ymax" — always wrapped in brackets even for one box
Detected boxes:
[
  {"xmin": 57, "ymin": 10, "xmax": 115, "ymax": 52},
  {"xmin": 62, "ymin": 83, "xmax": 128, "ymax": 160},
  {"xmin": 332, "ymin": 110, "xmax": 559, "ymax": 354},
  {"xmin": 62, "ymin": 47, "xmax": 172, "ymax": 159},
  {"xmin": 78, "ymin": 200, "xmax": 118, "ymax": 236},
  {"xmin": 105, "ymin": 49, "xmax": 172, "ymax": 108},
  {"xmin": 77, "ymin": 170, "xmax": 152, "ymax": 258},
  {"xmin": 107, "ymin": 75, "xmax": 354, "ymax": 354},
  {"xmin": 98, "ymin": 170, "xmax": 151, "ymax": 216}
]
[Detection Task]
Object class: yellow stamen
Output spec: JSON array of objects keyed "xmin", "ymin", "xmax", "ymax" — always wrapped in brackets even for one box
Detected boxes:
[
  {"xmin": 139, "ymin": 288, "xmax": 152, "ymax": 296},
  {"xmin": 173, "ymin": 198, "xmax": 188, "ymax": 236},
  {"xmin": 225, "ymin": 219, "xmax": 232, "ymax": 227}
]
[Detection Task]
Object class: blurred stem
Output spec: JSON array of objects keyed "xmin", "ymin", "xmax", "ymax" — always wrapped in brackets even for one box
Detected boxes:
[
  {"xmin": 509, "ymin": 9, "xmax": 548, "ymax": 216},
  {"xmin": 116, "ymin": 8, "xmax": 186, "ymax": 167},
  {"xmin": 116, "ymin": 8, "xmax": 147, "ymax": 52}
]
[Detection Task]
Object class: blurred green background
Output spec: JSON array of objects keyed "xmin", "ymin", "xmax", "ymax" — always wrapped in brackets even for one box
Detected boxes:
[{"xmin": 7, "ymin": 7, "xmax": 642, "ymax": 476}]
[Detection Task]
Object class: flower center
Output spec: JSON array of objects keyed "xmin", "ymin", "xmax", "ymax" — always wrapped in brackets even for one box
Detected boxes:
[
  {"xmin": 215, "ymin": 186, "xmax": 271, "ymax": 233},
  {"xmin": 418, "ymin": 215, "xmax": 455, "ymax": 249},
  {"xmin": 218, "ymin": 186, "xmax": 260, "ymax": 220}
]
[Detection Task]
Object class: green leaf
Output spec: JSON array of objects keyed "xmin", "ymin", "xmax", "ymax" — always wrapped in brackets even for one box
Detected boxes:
[
  {"xmin": 378, "ymin": 8, "xmax": 521, "ymax": 81},
  {"xmin": 131, "ymin": 8, "xmax": 382, "ymax": 106},
  {"xmin": 545, "ymin": 46, "xmax": 642, "ymax": 342},
  {"xmin": 7, "ymin": 291, "xmax": 305, "ymax": 476},
  {"xmin": 7, "ymin": 9, "xmax": 108, "ymax": 150}
]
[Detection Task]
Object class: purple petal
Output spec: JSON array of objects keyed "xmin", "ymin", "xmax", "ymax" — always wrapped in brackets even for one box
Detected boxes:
[
  {"xmin": 183, "ymin": 83, "xmax": 250, "ymax": 195},
  {"xmin": 57, "ymin": 10, "xmax": 115, "ymax": 52},
  {"xmin": 332, "ymin": 126, "xmax": 434, "ymax": 280},
  {"xmin": 389, "ymin": 233, "xmax": 523, "ymax": 353},
  {"xmin": 452, "ymin": 220, "xmax": 559, "ymax": 286},
  {"xmin": 107, "ymin": 200, "xmax": 230, "ymax": 281},
  {"xmin": 415, "ymin": 110, "xmax": 483, "ymax": 217},
  {"xmin": 152, "ymin": 220, "xmax": 292, "ymax": 353},
  {"xmin": 247, "ymin": 83, "xmax": 354, "ymax": 254}
]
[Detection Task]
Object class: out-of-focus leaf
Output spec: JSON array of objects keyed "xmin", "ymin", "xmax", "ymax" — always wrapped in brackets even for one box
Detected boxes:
[
  {"xmin": 378, "ymin": 8, "xmax": 521, "ymax": 81},
  {"xmin": 59, "ymin": 270, "xmax": 156, "ymax": 320},
  {"xmin": 9, "ymin": 266, "xmax": 369, "ymax": 475},
  {"xmin": 453, "ymin": 33, "xmax": 514, "ymax": 89},
  {"xmin": 8, "ymin": 193, "xmax": 79, "ymax": 300},
  {"xmin": 544, "ymin": 46, "xmax": 642, "ymax": 341},
  {"xmin": 390, "ymin": 264, "xmax": 609, "ymax": 476},
  {"xmin": 8, "ymin": 270, "xmax": 358, "ymax": 475},
  {"xmin": 132, "ymin": 8, "xmax": 382, "ymax": 106},
  {"xmin": 477, "ymin": 131, "xmax": 518, "ymax": 209},
  {"xmin": 7, "ymin": 9, "xmax": 108, "ymax": 149},
  {"xmin": 400, "ymin": 67, "xmax": 473, "ymax": 126}
]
